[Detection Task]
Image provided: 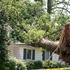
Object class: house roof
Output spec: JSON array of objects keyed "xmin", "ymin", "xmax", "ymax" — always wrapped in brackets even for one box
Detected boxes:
[{"xmin": 10, "ymin": 42, "xmax": 35, "ymax": 48}]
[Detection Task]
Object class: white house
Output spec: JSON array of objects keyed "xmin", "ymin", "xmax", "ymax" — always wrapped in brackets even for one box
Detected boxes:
[{"xmin": 9, "ymin": 42, "xmax": 60, "ymax": 62}]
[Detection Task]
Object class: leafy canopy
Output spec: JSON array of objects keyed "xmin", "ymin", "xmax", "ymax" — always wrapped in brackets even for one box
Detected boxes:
[{"xmin": 0, "ymin": 0, "xmax": 70, "ymax": 43}]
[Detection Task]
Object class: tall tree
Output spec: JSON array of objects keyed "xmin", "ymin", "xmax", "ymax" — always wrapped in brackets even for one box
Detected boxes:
[{"xmin": 0, "ymin": 5, "xmax": 9, "ymax": 70}]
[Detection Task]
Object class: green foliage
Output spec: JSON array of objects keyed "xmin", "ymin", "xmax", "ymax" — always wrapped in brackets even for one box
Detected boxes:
[
  {"xmin": 25, "ymin": 61, "xmax": 42, "ymax": 69},
  {"xmin": 25, "ymin": 60, "xmax": 70, "ymax": 69},
  {"xmin": 34, "ymin": 61, "xmax": 42, "ymax": 69},
  {"xmin": 9, "ymin": 0, "xmax": 70, "ymax": 42},
  {"xmin": 25, "ymin": 61, "xmax": 35, "ymax": 69},
  {"xmin": 5, "ymin": 57, "xmax": 25, "ymax": 70},
  {"xmin": 1, "ymin": 0, "xmax": 69, "ymax": 43},
  {"xmin": 0, "ymin": 6, "xmax": 10, "ymax": 70},
  {"xmin": 42, "ymin": 60, "xmax": 70, "ymax": 68}
]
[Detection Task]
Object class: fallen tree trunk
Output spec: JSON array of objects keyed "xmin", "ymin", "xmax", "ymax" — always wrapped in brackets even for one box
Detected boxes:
[
  {"xmin": 31, "ymin": 38, "xmax": 59, "ymax": 52},
  {"xmin": 31, "ymin": 23, "xmax": 70, "ymax": 64}
]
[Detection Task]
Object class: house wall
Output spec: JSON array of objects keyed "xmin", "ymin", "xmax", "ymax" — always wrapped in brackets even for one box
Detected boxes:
[
  {"xmin": 52, "ymin": 53, "xmax": 59, "ymax": 62},
  {"xmin": 9, "ymin": 44, "xmax": 21, "ymax": 59},
  {"xmin": 9, "ymin": 44, "xmax": 43, "ymax": 61},
  {"xmin": 21, "ymin": 45, "xmax": 42, "ymax": 61},
  {"xmin": 9, "ymin": 43, "xmax": 59, "ymax": 62}
]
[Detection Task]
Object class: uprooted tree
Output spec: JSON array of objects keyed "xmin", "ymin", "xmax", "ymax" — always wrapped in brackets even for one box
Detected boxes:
[{"xmin": 31, "ymin": 23, "xmax": 70, "ymax": 64}]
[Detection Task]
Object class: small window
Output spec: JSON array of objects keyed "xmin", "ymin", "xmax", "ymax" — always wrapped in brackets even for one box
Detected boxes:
[
  {"xmin": 23, "ymin": 49, "xmax": 35, "ymax": 60},
  {"xmin": 42, "ymin": 50, "xmax": 45, "ymax": 60},
  {"xmin": 45, "ymin": 51, "xmax": 49, "ymax": 60},
  {"xmin": 23, "ymin": 49, "xmax": 26, "ymax": 59},
  {"xmin": 27, "ymin": 49, "xmax": 31, "ymax": 59},
  {"xmin": 32, "ymin": 50, "xmax": 35, "ymax": 60}
]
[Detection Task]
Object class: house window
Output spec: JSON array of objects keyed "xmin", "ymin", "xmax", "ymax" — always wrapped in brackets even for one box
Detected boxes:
[
  {"xmin": 27, "ymin": 49, "xmax": 31, "ymax": 59},
  {"xmin": 23, "ymin": 49, "xmax": 26, "ymax": 59},
  {"xmin": 45, "ymin": 51, "xmax": 50, "ymax": 60},
  {"xmin": 42, "ymin": 50, "xmax": 45, "ymax": 60},
  {"xmin": 23, "ymin": 49, "xmax": 35, "ymax": 60},
  {"xmin": 32, "ymin": 50, "xmax": 35, "ymax": 60},
  {"xmin": 42, "ymin": 50, "xmax": 51, "ymax": 60}
]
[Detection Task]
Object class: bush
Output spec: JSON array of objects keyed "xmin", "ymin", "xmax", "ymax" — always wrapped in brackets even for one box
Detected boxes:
[
  {"xmin": 5, "ymin": 57, "xmax": 26, "ymax": 70},
  {"xmin": 34, "ymin": 61, "xmax": 42, "ymax": 69},
  {"xmin": 42, "ymin": 60, "xmax": 70, "ymax": 68},
  {"xmin": 25, "ymin": 61, "xmax": 35, "ymax": 70},
  {"xmin": 42, "ymin": 61, "xmax": 48, "ymax": 68},
  {"xmin": 4, "ymin": 57, "xmax": 70, "ymax": 70},
  {"xmin": 25, "ymin": 61, "xmax": 42, "ymax": 69},
  {"xmin": 25, "ymin": 60, "xmax": 70, "ymax": 69}
]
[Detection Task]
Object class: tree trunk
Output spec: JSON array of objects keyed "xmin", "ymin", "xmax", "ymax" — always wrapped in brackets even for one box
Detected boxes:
[
  {"xmin": 32, "ymin": 23, "xmax": 70, "ymax": 64},
  {"xmin": 31, "ymin": 38, "xmax": 59, "ymax": 52},
  {"xmin": 47, "ymin": 0, "xmax": 52, "ymax": 14}
]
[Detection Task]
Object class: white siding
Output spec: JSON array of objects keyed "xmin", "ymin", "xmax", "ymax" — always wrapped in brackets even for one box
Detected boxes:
[
  {"xmin": 52, "ymin": 53, "xmax": 59, "ymax": 62},
  {"xmin": 35, "ymin": 48, "xmax": 42, "ymax": 61},
  {"xmin": 9, "ymin": 45, "xmax": 20, "ymax": 59},
  {"xmin": 10, "ymin": 44, "xmax": 43, "ymax": 61},
  {"xmin": 19, "ymin": 47, "xmax": 23, "ymax": 60}
]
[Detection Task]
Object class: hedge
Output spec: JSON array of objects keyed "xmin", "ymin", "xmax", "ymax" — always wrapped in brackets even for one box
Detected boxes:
[
  {"xmin": 25, "ymin": 60, "xmax": 70, "ymax": 70},
  {"xmin": 4, "ymin": 57, "xmax": 26, "ymax": 70},
  {"xmin": 2, "ymin": 57, "xmax": 70, "ymax": 70}
]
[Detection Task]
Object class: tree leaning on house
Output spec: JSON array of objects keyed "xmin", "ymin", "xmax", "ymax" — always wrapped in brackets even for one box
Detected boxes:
[{"xmin": 31, "ymin": 23, "xmax": 70, "ymax": 64}]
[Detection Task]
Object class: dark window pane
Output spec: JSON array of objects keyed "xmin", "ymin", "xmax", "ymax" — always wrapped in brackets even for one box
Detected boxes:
[
  {"xmin": 23, "ymin": 49, "xmax": 26, "ymax": 59},
  {"xmin": 42, "ymin": 51, "xmax": 45, "ymax": 60},
  {"xmin": 27, "ymin": 49, "xmax": 31, "ymax": 59},
  {"xmin": 32, "ymin": 50, "xmax": 35, "ymax": 60}
]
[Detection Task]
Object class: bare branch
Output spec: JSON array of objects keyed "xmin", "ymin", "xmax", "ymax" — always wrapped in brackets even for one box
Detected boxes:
[
  {"xmin": 52, "ymin": 7, "xmax": 70, "ymax": 13},
  {"xmin": 52, "ymin": 1, "xmax": 70, "ymax": 7}
]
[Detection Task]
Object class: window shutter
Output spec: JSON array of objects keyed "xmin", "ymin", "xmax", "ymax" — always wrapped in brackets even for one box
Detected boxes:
[
  {"xmin": 32, "ymin": 49, "xmax": 35, "ymax": 60},
  {"xmin": 42, "ymin": 51, "xmax": 45, "ymax": 60},
  {"xmin": 23, "ymin": 49, "xmax": 26, "ymax": 59},
  {"xmin": 50, "ymin": 52, "xmax": 52, "ymax": 60}
]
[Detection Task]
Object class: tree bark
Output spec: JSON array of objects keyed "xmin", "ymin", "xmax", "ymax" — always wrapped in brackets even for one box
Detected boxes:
[{"xmin": 32, "ymin": 38, "xmax": 59, "ymax": 52}]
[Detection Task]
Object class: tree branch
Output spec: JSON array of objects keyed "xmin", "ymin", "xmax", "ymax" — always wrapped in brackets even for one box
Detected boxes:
[
  {"xmin": 53, "ymin": 7, "xmax": 70, "ymax": 13},
  {"xmin": 31, "ymin": 38, "xmax": 59, "ymax": 52},
  {"xmin": 52, "ymin": 1, "xmax": 70, "ymax": 7}
]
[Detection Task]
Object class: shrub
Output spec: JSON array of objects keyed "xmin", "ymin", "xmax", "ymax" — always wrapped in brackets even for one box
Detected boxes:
[
  {"xmin": 5, "ymin": 58, "xmax": 69, "ymax": 70},
  {"xmin": 47, "ymin": 60, "xmax": 60, "ymax": 68},
  {"xmin": 5, "ymin": 57, "xmax": 26, "ymax": 70},
  {"xmin": 34, "ymin": 61, "xmax": 42, "ymax": 69},
  {"xmin": 25, "ymin": 61, "xmax": 42, "ymax": 69},
  {"xmin": 25, "ymin": 61, "xmax": 35, "ymax": 70},
  {"xmin": 42, "ymin": 60, "xmax": 70, "ymax": 68},
  {"xmin": 25, "ymin": 60, "xmax": 70, "ymax": 69},
  {"xmin": 42, "ymin": 61, "xmax": 48, "ymax": 68}
]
